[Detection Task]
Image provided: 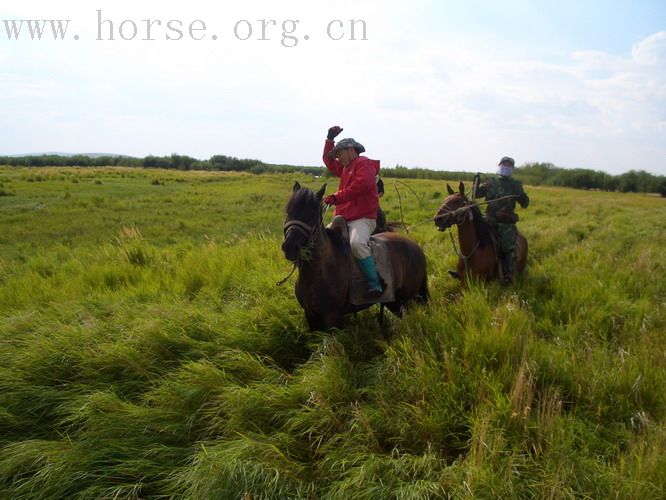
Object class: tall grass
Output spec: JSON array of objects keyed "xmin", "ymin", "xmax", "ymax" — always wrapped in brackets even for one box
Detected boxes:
[{"xmin": 1, "ymin": 167, "xmax": 664, "ymax": 498}]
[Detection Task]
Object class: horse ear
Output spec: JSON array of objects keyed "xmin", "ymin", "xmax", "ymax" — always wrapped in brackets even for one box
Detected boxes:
[
  {"xmin": 459, "ymin": 181, "xmax": 465, "ymax": 195},
  {"xmin": 316, "ymin": 183, "xmax": 327, "ymax": 200},
  {"xmin": 293, "ymin": 181, "xmax": 301, "ymax": 192},
  {"xmin": 446, "ymin": 184, "xmax": 455, "ymax": 195}
]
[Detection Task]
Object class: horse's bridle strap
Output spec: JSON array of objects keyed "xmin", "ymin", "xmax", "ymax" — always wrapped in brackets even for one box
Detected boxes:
[
  {"xmin": 437, "ymin": 203, "xmax": 471, "ymax": 226},
  {"xmin": 284, "ymin": 219, "xmax": 314, "ymax": 238}
]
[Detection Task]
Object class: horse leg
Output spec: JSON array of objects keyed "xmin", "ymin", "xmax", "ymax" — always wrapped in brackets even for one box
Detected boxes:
[
  {"xmin": 317, "ymin": 310, "xmax": 344, "ymax": 331},
  {"xmin": 516, "ymin": 235, "xmax": 528, "ymax": 273},
  {"xmin": 332, "ymin": 314, "xmax": 344, "ymax": 330},
  {"xmin": 385, "ymin": 301, "xmax": 405, "ymax": 317},
  {"xmin": 305, "ymin": 312, "xmax": 320, "ymax": 331},
  {"xmin": 418, "ymin": 276, "xmax": 429, "ymax": 303},
  {"xmin": 306, "ymin": 310, "xmax": 333, "ymax": 332},
  {"xmin": 457, "ymin": 259, "xmax": 467, "ymax": 281},
  {"xmin": 377, "ymin": 304, "xmax": 391, "ymax": 340}
]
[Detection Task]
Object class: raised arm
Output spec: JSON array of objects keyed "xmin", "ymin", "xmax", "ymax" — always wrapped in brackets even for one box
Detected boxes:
[{"xmin": 322, "ymin": 125, "xmax": 344, "ymax": 177}]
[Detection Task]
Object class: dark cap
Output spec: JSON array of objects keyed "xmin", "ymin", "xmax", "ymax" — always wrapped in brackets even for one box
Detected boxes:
[
  {"xmin": 328, "ymin": 138, "xmax": 365, "ymax": 159},
  {"xmin": 498, "ymin": 156, "xmax": 515, "ymax": 167}
]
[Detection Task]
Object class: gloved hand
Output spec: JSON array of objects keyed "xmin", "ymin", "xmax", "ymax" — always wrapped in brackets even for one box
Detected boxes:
[
  {"xmin": 327, "ymin": 126, "xmax": 343, "ymax": 140},
  {"xmin": 323, "ymin": 194, "xmax": 337, "ymax": 205}
]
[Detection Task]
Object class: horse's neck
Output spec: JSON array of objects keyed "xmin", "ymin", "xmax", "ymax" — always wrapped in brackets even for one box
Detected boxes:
[
  {"xmin": 457, "ymin": 217, "xmax": 480, "ymax": 254},
  {"xmin": 298, "ymin": 227, "xmax": 339, "ymax": 276}
]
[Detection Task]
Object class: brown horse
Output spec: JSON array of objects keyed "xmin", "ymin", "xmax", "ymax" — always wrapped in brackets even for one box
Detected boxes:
[
  {"xmin": 282, "ymin": 182, "xmax": 428, "ymax": 330},
  {"xmin": 433, "ymin": 181, "xmax": 527, "ymax": 282}
]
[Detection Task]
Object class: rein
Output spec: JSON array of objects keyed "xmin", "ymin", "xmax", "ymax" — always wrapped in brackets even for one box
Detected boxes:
[
  {"xmin": 276, "ymin": 263, "xmax": 297, "ymax": 286},
  {"xmin": 433, "ymin": 194, "xmax": 519, "ymax": 222},
  {"xmin": 401, "ymin": 194, "xmax": 521, "ymax": 230},
  {"xmin": 436, "ymin": 198, "xmax": 487, "ymax": 275},
  {"xmin": 440, "ymin": 204, "xmax": 480, "ymax": 275},
  {"xmin": 277, "ymin": 208, "xmax": 324, "ymax": 286},
  {"xmin": 448, "ymin": 227, "xmax": 480, "ymax": 276}
]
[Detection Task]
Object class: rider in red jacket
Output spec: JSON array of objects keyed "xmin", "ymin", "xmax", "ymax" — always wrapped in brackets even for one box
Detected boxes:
[{"xmin": 322, "ymin": 126, "xmax": 383, "ymax": 296}]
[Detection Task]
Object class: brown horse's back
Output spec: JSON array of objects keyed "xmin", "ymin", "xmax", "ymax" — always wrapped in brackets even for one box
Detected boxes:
[
  {"xmin": 373, "ymin": 232, "xmax": 428, "ymax": 307},
  {"xmin": 456, "ymin": 231, "xmax": 528, "ymax": 281}
]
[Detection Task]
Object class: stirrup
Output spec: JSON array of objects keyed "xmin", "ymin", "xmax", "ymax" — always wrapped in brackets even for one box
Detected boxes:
[{"xmin": 366, "ymin": 277, "xmax": 384, "ymax": 298}]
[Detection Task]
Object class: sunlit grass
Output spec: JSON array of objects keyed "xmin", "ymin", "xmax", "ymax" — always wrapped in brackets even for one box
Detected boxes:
[{"xmin": 1, "ymin": 166, "xmax": 664, "ymax": 498}]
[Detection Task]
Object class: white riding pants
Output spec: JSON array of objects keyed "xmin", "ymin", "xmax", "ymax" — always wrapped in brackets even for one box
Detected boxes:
[{"xmin": 348, "ymin": 218, "xmax": 376, "ymax": 259}]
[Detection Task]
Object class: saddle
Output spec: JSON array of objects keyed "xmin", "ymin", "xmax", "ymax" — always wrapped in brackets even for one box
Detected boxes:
[
  {"xmin": 495, "ymin": 208, "xmax": 519, "ymax": 224},
  {"xmin": 328, "ymin": 216, "xmax": 396, "ymax": 305},
  {"xmin": 483, "ymin": 214, "xmax": 525, "ymax": 282},
  {"xmin": 485, "ymin": 220, "xmax": 501, "ymax": 255}
]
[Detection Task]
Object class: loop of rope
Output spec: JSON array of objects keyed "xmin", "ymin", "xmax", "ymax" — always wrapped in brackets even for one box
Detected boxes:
[
  {"xmin": 277, "ymin": 203, "xmax": 327, "ymax": 286},
  {"xmin": 433, "ymin": 194, "xmax": 519, "ymax": 221},
  {"xmin": 276, "ymin": 262, "xmax": 297, "ymax": 286},
  {"xmin": 448, "ymin": 228, "xmax": 480, "ymax": 276}
]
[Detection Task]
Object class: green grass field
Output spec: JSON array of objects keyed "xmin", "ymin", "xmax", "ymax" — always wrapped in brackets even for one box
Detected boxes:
[{"xmin": 1, "ymin": 166, "xmax": 664, "ymax": 499}]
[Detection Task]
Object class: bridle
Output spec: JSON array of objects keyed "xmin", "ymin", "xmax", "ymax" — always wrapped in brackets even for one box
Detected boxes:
[
  {"xmin": 282, "ymin": 207, "xmax": 323, "ymax": 262},
  {"xmin": 283, "ymin": 219, "xmax": 316, "ymax": 241},
  {"xmin": 435, "ymin": 196, "xmax": 474, "ymax": 228},
  {"xmin": 435, "ymin": 196, "xmax": 480, "ymax": 274},
  {"xmin": 277, "ymin": 201, "xmax": 328, "ymax": 286},
  {"xmin": 435, "ymin": 194, "xmax": 521, "ymax": 229}
]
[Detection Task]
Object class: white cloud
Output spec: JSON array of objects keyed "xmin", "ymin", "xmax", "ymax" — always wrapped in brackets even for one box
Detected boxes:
[
  {"xmin": 348, "ymin": 30, "xmax": 666, "ymax": 173},
  {"xmin": 0, "ymin": 2, "xmax": 664, "ymax": 174},
  {"xmin": 632, "ymin": 31, "xmax": 666, "ymax": 66}
]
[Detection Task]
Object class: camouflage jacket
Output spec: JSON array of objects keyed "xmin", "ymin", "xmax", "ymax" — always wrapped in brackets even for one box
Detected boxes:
[{"xmin": 476, "ymin": 176, "xmax": 529, "ymax": 223}]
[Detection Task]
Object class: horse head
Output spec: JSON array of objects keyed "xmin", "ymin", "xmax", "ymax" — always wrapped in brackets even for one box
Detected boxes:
[
  {"xmin": 282, "ymin": 182, "xmax": 326, "ymax": 262},
  {"xmin": 434, "ymin": 182, "xmax": 471, "ymax": 231}
]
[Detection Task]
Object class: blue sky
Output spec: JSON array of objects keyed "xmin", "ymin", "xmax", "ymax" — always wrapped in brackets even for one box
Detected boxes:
[{"xmin": 1, "ymin": 0, "xmax": 664, "ymax": 175}]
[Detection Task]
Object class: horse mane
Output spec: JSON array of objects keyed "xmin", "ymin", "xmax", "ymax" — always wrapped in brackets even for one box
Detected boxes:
[
  {"xmin": 286, "ymin": 187, "xmax": 350, "ymax": 257},
  {"xmin": 325, "ymin": 228, "xmax": 351, "ymax": 257},
  {"xmin": 286, "ymin": 186, "xmax": 319, "ymax": 215},
  {"xmin": 470, "ymin": 204, "xmax": 492, "ymax": 248}
]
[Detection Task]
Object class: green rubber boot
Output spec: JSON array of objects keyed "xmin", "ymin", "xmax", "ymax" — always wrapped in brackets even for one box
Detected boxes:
[{"xmin": 357, "ymin": 256, "xmax": 384, "ymax": 296}]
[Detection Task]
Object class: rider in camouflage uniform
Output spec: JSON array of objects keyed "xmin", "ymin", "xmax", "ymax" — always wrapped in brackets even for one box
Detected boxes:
[{"xmin": 475, "ymin": 156, "xmax": 529, "ymax": 283}]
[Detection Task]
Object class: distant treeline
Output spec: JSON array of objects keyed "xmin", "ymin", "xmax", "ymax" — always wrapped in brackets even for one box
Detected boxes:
[
  {"xmin": 383, "ymin": 164, "xmax": 666, "ymax": 196},
  {"xmin": 514, "ymin": 162, "xmax": 666, "ymax": 195},
  {"xmin": 1, "ymin": 155, "xmax": 664, "ymax": 195},
  {"xmin": 0, "ymin": 154, "xmax": 324, "ymax": 176}
]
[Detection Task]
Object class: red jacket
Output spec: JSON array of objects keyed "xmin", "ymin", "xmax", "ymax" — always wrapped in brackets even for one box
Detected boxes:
[{"xmin": 323, "ymin": 139, "xmax": 380, "ymax": 221}]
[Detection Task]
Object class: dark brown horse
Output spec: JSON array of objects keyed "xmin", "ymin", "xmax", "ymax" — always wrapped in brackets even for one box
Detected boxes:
[
  {"xmin": 433, "ymin": 182, "xmax": 527, "ymax": 281},
  {"xmin": 282, "ymin": 182, "xmax": 428, "ymax": 330}
]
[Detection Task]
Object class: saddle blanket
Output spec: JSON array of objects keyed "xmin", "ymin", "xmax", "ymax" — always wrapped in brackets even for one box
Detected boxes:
[
  {"xmin": 327, "ymin": 216, "xmax": 395, "ymax": 305},
  {"xmin": 350, "ymin": 237, "xmax": 396, "ymax": 306}
]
